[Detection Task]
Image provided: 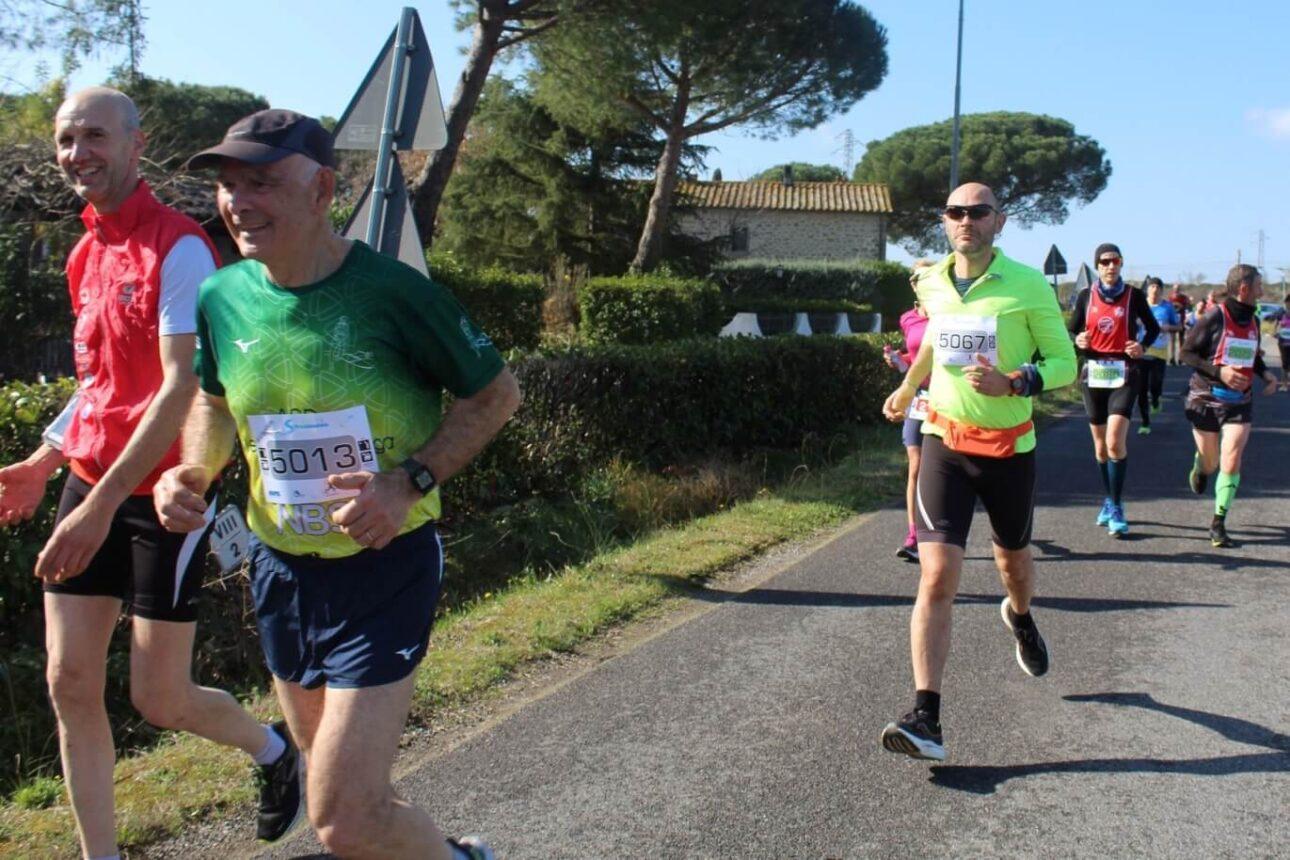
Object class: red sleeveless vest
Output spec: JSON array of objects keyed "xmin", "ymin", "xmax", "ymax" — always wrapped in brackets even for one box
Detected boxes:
[
  {"xmin": 62, "ymin": 181, "xmax": 218, "ymax": 494},
  {"xmin": 1084, "ymin": 285, "xmax": 1132, "ymax": 355}
]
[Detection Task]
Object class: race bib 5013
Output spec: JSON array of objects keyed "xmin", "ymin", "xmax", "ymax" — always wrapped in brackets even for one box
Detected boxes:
[{"xmin": 247, "ymin": 405, "xmax": 379, "ymax": 505}]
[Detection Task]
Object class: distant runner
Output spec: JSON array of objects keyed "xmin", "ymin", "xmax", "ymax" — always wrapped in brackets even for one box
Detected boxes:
[
  {"xmin": 880, "ymin": 182, "xmax": 1076, "ymax": 761},
  {"xmin": 1180, "ymin": 265, "xmax": 1280, "ymax": 547},
  {"xmin": 883, "ymin": 260, "xmax": 934, "ymax": 562},
  {"xmin": 1135, "ymin": 277, "xmax": 1181, "ymax": 434},
  {"xmin": 1068, "ymin": 244, "xmax": 1159, "ymax": 536},
  {"xmin": 1277, "ymin": 294, "xmax": 1290, "ymax": 388}
]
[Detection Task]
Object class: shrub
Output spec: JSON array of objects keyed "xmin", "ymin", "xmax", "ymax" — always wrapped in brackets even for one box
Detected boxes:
[
  {"xmin": 428, "ymin": 253, "xmax": 545, "ymax": 352},
  {"xmin": 451, "ymin": 333, "xmax": 897, "ymax": 508},
  {"xmin": 712, "ymin": 258, "xmax": 912, "ymax": 329},
  {"xmin": 576, "ymin": 275, "xmax": 725, "ymax": 345}
]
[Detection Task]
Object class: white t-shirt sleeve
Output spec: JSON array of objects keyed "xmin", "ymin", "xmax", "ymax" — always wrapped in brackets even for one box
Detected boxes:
[{"xmin": 158, "ymin": 234, "xmax": 216, "ymax": 336}]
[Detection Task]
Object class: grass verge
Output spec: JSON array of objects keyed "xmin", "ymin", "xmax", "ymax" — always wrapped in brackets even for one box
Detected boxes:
[{"xmin": 0, "ymin": 389, "xmax": 1080, "ymax": 857}]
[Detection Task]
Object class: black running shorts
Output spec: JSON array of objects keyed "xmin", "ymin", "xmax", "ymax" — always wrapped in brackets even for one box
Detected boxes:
[
  {"xmin": 1080, "ymin": 361, "xmax": 1141, "ymax": 424},
  {"xmin": 43, "ymin": 474, "xmax": 217, "ymax": 622},
  {"xmin": 915, "ymin": 433, "xmax": 1036, "ymax": 550},
  {"xmin": 1185, "ymin": 398, "xmax": 1252, "ymax": 432}
]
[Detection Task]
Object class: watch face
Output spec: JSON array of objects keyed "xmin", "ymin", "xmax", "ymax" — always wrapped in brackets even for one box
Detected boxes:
[{"xmin": 414, "ymin": 470, "xmax": 435, "ymax": 492}]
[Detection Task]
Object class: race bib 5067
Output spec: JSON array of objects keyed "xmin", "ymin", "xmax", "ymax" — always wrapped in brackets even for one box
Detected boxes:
[{"xmin": 934, "ymin": 314, "xmax": 998, "ymax": 366}]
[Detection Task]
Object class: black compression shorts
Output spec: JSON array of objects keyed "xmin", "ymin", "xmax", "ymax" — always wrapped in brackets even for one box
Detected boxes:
[
  {"xmin": 43, "ymin": 474, "xmax": 217, "ymax": 622},
  {"xmin": 1081, "ymin": 361, "xmax": 1141, "ymax": 424},
  {"xmin": 1185, "ymin": 398, "xmax": 1252, "ymax": 432},
  {"xmin": 915, "ymin": 433, "xmax": 1036, "ymax": 550}
]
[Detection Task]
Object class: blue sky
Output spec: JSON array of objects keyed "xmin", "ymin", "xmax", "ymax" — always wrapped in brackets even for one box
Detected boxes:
[{"xmin": 8, "ymin": 0, "xmax": 1289, "ymax": 285}]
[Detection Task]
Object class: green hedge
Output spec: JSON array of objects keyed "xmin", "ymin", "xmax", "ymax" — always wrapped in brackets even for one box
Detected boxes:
[
  {"xmin": 712, "ymin": 258, "xmax": 912, "ymax": 329},
  {"xmin": 576, "ymin": 275, "xmax": 725, "ymax": 345},
  {"xmin": 452, "ymin": 333, "xmax": 896, "ymax": 506},
  {"xmin": 427, "ymin": 254, "xmax": 545, "ymax": 352}
]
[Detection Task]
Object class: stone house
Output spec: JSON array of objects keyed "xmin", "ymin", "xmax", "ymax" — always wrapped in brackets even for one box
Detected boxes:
[{"xmin": 673, "ymin": 176, "xmax": 892, "ymax": 260}]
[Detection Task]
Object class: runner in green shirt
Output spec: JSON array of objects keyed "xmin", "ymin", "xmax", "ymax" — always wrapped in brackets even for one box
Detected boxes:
[
  {"xmin": 154, "ymin": 110, "xmax": 515, "ymax": 860},
  {"xmin": 879, "ymin": 182, "xmax": 1076, "ymax": 762}
]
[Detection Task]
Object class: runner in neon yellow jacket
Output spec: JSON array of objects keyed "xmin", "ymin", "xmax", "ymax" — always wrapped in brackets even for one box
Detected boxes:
[{"xmin": 877, "ymin": 182, "xmax": 1075, "ymax": 763}]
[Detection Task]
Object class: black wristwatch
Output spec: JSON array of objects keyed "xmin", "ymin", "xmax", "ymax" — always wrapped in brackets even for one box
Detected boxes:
[{"xmin": 398, "ymin": 458, "xmax": 437, "ymax": 495}]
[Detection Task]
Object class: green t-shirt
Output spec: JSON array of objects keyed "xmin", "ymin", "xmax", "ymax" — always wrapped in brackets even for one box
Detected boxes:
[
  {"xmin": 195, "ymin": 241, "xmax": 505, "ymax": 558},
  {"xmin": 915, "ymin": 249, "xmax": 1076, "ymax": 454}
]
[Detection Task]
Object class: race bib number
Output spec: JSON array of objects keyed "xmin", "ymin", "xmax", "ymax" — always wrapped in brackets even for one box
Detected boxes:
[
  {"xmin": 934, "ymin": 314, "xmax": 998, "ymax": 366},
  {"xmin": 906, "ymin": 389, "xmax": 930, "ymax": 421},
  {"xmin": 1087, "ymin": 359, "xmax": 1126, "ymax": 389},
  {"xmin": 248, "ymin": 405, "xmax": 379, "ymax": 505},
  {"xmin": 1219, "ymin": 337, "xmax": 1258, "ymax": 368},
  {"xmin": 209, "ymin": 505, "xmax": 250, "ymax": 573}
]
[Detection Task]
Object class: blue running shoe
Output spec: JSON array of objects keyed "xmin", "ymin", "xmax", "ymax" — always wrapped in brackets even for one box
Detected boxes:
[
  {"xmin": 1107, "ymin": 504, "xmax": 1128, "ymax": 537},
  {"xmin": 1096, "ymin": 498, "xmax": 1114, "ymax": 526}
]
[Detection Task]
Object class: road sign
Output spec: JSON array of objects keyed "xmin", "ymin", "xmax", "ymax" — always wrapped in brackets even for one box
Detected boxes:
[
  {"xmin": 1043, "ymin": 245, "xmax": 1067, "ymax": 277},
  {"xmin": 332, "ymin": 9, "xmax": 446, "ymax": 152},
  {"xmin": 331, "ymin": 7, "xmax": 447, "ymax": 266},
  {"xmin": 342, "ymin": 158, "xmax": 427, "ymax": 276}
]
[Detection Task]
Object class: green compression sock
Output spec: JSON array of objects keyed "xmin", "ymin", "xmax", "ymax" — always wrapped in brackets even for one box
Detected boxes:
[{"xmin": 1215, "ymin": 471, "xmax": 1240, "ymax": 518}]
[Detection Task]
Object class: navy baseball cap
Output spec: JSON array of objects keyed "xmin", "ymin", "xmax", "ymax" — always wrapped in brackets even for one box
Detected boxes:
[{"xmin": 186, "ymin": 109, "xmax": 335, "ymax": 170}]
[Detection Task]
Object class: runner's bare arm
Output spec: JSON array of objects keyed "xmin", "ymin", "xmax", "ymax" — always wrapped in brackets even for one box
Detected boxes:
[
  {"xmin": 326, "ymin": 369, "xmax": 522, "ymax": 550},
  {"xmin": 412, "ymin": 368, "xmax": 522, "ymax": 483},
  {"xmin": 153, "ymin": 389, "xmax": 238, "ymax": 533},
  {"xmin": 0, "ymin": 444, "xmax": 66, "ymax": 525},
  {"xmin": 883, "ymin": 337, "xmax": 934, "ymax": 421},
  {"xmin": 35, "ymin": 334, "xmax": 198, "ymax": 580}
]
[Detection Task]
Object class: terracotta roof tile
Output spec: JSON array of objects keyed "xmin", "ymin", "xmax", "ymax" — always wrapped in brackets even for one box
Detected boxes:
[{"xmin": 675, "ymin": 180, "xmax": 892, "ymax": 213}]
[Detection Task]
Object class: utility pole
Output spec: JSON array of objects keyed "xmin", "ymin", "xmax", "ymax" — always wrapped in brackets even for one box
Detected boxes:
[
  {"xmin": 949, "ymin": 0, "xmax": 965, "ymax": 191},
  {"xmin": 835, "ymin": 129, "xmax": 856, "ymax": 177},
  {"xmin": 1256, "ymin": 229, "xmax": 1267, "ymax": 278}
]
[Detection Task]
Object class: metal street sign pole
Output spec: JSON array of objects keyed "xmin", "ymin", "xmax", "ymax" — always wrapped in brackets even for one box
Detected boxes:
[
  {"xmin": 332, "ymin": 7, "xmax": 447, "ymax": 276},
  {"xmin": 366, "ymin": 7, "xmax": 415, "ymax": 248}
]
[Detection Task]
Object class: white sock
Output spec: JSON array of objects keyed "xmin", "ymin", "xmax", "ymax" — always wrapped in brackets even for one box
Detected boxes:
[{"xmin": 251, "ymin": 723, "xmax": 287, "ymax": 766}]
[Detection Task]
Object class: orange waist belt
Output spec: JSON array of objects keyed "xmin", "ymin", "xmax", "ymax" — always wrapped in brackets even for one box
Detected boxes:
[{"xmin": 926, "ymin": 408, "xmax": 1033, "ymax": 459}]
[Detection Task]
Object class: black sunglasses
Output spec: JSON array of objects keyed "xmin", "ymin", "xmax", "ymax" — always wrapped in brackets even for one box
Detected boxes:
[
  {"xmin": 943, "ymin": 204, "xmax": 996, "ymax": 221},
  {"xmin": 1097, "ymin": 257, "xmax": 1122, "ymax": 267}
]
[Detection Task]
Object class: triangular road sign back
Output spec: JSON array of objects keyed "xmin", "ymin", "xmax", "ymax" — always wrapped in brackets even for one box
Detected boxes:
[
  {"xmin": 1043, "ymin": 244, "xmax": 1067, "ymax": 276},
  {"xmin": 332, "ymin": 10, "xmax": 447, "ymax": 152},
  {"xmin": 1074, "ymin": 262, "xmax": 1094, "ymax": 293},
  {"xmin": 342, "ymin": 157, "xmax": 427, "ymax": 276}
]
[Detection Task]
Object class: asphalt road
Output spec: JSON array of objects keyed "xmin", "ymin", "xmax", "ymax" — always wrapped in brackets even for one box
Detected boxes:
[{"xmin": 246, "ymin": 359, "xmax": 1288, "ymax": 860}]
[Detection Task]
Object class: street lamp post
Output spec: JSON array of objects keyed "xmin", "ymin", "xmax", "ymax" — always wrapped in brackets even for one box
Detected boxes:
[{"xmin": 950, "ymin": 0, "xmax": 964, "ymax": 191}]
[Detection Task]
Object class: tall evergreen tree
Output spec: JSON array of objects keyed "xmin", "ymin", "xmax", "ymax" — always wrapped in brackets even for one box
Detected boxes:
[{"xmin": 531, "ymin": 0, "xmax": 888, "ymax": 271}]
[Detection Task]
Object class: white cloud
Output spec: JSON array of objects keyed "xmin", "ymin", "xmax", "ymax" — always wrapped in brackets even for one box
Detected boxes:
[{"xmin": 1246, "ymin": 107, "xmax": 1290, "ymax": 139}]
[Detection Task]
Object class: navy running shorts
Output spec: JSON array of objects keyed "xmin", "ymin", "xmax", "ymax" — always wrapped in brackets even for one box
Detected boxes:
[
  {"xmin": 249, "ymin": 523, "xmax": 444, "ymax": 690},
  {"xmin": 44, "ymin": 473, "xmax": 217, "ymax": 622},
  {"xmin": 901, "ymin": 417, "xmax": 924, "ymax": 449}
]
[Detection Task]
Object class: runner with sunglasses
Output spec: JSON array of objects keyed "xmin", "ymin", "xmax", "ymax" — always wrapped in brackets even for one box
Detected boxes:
[
  {"xmin": 1068, "ymin": 244, "xmax": 1159, "ymax": 537},
  {"xmin": 880, "ymin": 183, "xmax": 1076, "ymax": 761},
  {"xmin": 1180, "ymin": 264, "xmax": 1279, "ymax": 547}
]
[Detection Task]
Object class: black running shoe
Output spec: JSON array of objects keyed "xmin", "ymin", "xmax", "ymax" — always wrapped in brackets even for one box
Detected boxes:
[
  {"xmin": 895, "ymin": 540, "xmax": 919, "ymax": 562},
  {"xmin": 1189, "ymin": 459, "xmax": 1208, "ymax": 495},
  {"xmin": 256, "ymin": 721, "xmax": 304, "ymax": 842},
  {"xmin": 1210, "ymin": 518, "xmax": 1235, "ymax": 548},
  {"xmin": 1000, "ymin": 598, "xmax": 1050, "ymax": 677},
  {"xmin": 880, "ymin": 711, "xmax": 945, "ymax": 761}
]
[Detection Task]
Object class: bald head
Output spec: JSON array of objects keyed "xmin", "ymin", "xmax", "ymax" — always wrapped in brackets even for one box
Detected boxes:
[
  {"xmin": 56, "ymin": 86, "xmax": 141, "ymax": 134},
  {"xmin": 946, "ymin": 182, "xmax": 999, "ymax": 209},
  {"xmin": 53, "ymin": 86, "xmax": 145, "ymax": 213}
]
